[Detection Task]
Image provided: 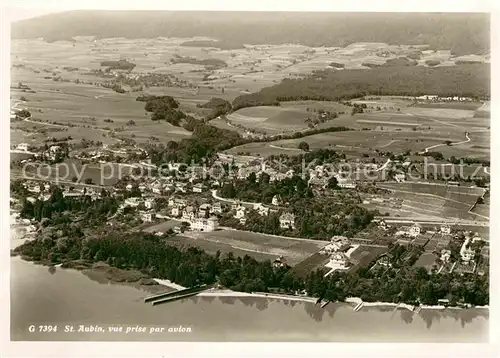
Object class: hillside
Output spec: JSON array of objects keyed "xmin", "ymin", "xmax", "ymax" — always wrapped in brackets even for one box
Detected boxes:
[
  {"xmin": 232, "ymin": 64, "xmax": 491, "ymax": 109},
  {"xmin": 12, "ymin": 11, "xmax": 489, "ymax": 56}
]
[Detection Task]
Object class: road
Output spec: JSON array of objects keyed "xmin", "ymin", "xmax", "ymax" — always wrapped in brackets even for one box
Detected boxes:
[
  {"xmin": 376, "ymin": 158, "xmax": 392, "ymax": 172},
  {"xmin": 421, "ymin": 132, "xmax": 470, "ymax": 154},
  {"xmin": 268, "ymin": 144, "xmax": 303, "ymax": 152},
  {"xmin": 10, "ymin": 149, "xmax": 36, "ymax": 155},
  {"xmin": 211, "ymin": 189, "xmax": 259, "ymax": 206}
]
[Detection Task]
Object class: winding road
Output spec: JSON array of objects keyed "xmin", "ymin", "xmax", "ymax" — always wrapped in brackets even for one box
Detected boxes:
[{"xmin": 421, "ymin": 132, "xmax": 470, "ymax": 154}]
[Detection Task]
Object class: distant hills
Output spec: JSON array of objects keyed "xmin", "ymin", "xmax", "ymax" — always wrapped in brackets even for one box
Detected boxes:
[{"xmin": 11, "ymin": 11, "xmax": 489, "ymax": 56}]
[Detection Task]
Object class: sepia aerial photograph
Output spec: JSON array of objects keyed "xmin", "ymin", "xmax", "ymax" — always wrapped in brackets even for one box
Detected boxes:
[{"xmin": 5, "ymin": 4, "xmax": 493, "ymax": 349}]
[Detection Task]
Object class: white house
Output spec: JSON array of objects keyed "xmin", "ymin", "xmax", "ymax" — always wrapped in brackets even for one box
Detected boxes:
[
  {"xmin": 337, "ymin": 178, "xmax": 356, "ymax": 189},
  {"xmin": 210, "ymin": 202, "xmax": 223, "ymax": 215},
  {"xmin": 460, "ymin": 237, "xmax": 475, "ymax": 263},
  {"xmin": 321, "ymin": 236, "xmax": 350, "ymax": 254},
  {"xmin": 144, "ymin": 198, "xmax": 155, "ymax": 210},
  {"xmin": 141, "ymin": 212, "xmax": 154, "ymax": 222},
  {"xmin": 199, "ymin": 203, "xmax": 211, "ymax": 217},
  {"xmin": 408, "ymin": 223, "xmax": 421, "ymax": 237},
  {"xmin": 440, "ymin": 224, "xmax": 451, "ymax": 235},
  {"xmin": 169, "ymin": 198, "xmax": 186, "ymax": 207},
  {"xmin": 271, "ymin": 195, "xmax": 281, "ymax": 206},
  {"xmin": 171, "ymin": 206, "xmax": 181, "ymax": 217},
  {"xmin": 377, "ymin": 256, "xmax": 392, "ymax": 267},
  {"xmin": 394, "ymin": 173, "xmax": 406, "ymax": 183},
  {"xmin": 253, "ymin": 203, "xmax": 269, "ymax": 216},
  {"xmin": 49, "ymin": 145, "xmax": 61, "ymax": 153},
  {"xmin": 28, "ymin": 185, "xmax": 41, "ymax": 194},
  {"xmin": 126, "ymin": 183, "xmax": 133, "ymax": 191},
  {"xmin": 138, "ymin": 184, "xmax": 146, "ymax": 193},
  {"xmin": 124, "ymin": 197, "xmax": 141, "ymax": 208},
  {"xmin": 325, "ymin": 252, "xmax": 350, "ymax": 271},
  {"xmin": 38, "ymin": 193, "xmax": 51, "ymax": 202},
  {"xmin": 234, "ymin": 206, "xmax": 246, "ymax": 220},
  {"xmin": 182, "ymin": 206, "xmax": 196, "ymax": 222},
  {"xmin": 273, "ymin": 255, "xmax": 287, "ymax": 268},
  {"xmin": 16, "ymin": 143, "xmax": 29, "ymax": 152},
  {"xmin": 191, "ymin": 217, "xmax": 219, "ymax": 232},
  {"xmin": 279, "ymin": 212, "xmax": 295, "ymax": 230},
  {"xmin": 192, "ymin": 183, "xmax": 205, "ymax": 193},
  {"xmin": 378, "ymin": 219, "xmax": 389, "ymax": 231},
  {"xmin": 440, "ymin": 249, "xmax": 451, "ymax": 263}
]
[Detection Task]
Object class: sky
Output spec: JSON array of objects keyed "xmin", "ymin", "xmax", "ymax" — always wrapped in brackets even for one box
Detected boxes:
[{"xmin": 3, "ymin": 0, "xmax": 494, "ymax": 23}]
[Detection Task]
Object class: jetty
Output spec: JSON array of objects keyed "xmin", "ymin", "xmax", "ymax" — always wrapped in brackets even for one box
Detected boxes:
[
  {"xmin": 144, "ymin": 284, "xmax": 214, "ymax": 305},
  {"xmin": 320, "ymin": 300, "xmax": 330, "ymax": 308},
  {"xmin": 353, "ymin": 301, "xmax": 364, "ymax": 312}
]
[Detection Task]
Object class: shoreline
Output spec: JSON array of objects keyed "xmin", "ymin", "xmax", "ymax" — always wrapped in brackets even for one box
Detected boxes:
[{"xmin": 10, "ymin": 211, "xmax": 489, "ymax": 312}]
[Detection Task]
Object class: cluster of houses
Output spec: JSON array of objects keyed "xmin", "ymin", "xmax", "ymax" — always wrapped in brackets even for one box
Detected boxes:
[
  {"xmin": 321, "ymin": 236, "xmax": 353, "ymax": 274},
  {"xmin": 21, "ymin": 181, "xmax": 103, "ymax": 203},
  {"xmin": 308, "ymin": 165, "xmax": 359, "ymax": 189},
  {"xmin": 167, "ymin": 198, "xmax": 221, "ymax": 232},
  {"xmin": 411, "ymin": 95, "xmax": 476, "ymax": 102},
  {"xmin": 15, "ymin": 143, "xmax": 64, "ymax": 161}
]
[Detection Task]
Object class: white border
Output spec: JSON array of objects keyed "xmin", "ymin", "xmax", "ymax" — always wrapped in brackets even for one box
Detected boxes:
[{"xmin": 1, "ymin": 1, "xmax": 498, "ymax": 357}]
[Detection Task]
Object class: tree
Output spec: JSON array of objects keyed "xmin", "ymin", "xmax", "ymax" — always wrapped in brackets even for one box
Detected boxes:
[
  {"xmin": 298, "ymin": 141, "xmax": 310, "ymax": 151},
  {"xmin": 327, "ymin": 176, "xmax": 338, "ymax": 189},
  {"xmin": 220, "ymin": 183, "xmax": 236, "ymax": 198},
  {"xmin": 84, "ymin": 178, "xmax": 94, "ymax": 185}
]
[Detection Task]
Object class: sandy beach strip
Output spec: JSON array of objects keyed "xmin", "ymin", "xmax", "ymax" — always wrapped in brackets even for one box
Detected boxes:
[
  {"xmin": 152, "ymin": 278, "xmax": 187, "ymax": 291},
  {"xmin": 198, "ymin": 289, "xmax": 318, "ymax": 303}
]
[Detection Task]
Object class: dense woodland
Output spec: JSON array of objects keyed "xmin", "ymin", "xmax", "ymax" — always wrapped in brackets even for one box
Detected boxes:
[
  {"xmin": 198, "ymin": 97, "xmax": 232, "ymax": 120},
  {"xmin": 136, "ymin": 95, "xmax": 190, "ymax": 126},
  {"xmin": 232, "ymin": 64, "xmax": 490, "ymax": 110},
  {"xmin": 13, "ymin": 12, "xmax": 489, "ymax": 56},
  {"xmin": 170, "ymin": 55, "xmax": 227, "ymax": 69},
  {"xmin": 100, "ymin": 59, "xmax": 136, "ymax": 71}
]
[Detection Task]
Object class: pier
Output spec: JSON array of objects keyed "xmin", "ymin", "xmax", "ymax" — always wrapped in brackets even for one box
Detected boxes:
[
  {"xmin": 353, "ymin": 302, "xmax": 364, "ymax": 312},
  {"xmin": 144, "ymin": 284, "xmax": 213, "ymax": 304}
]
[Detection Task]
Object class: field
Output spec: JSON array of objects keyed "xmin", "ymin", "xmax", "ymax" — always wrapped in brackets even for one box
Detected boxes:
[
  {"xmin": 10, "ymin": 79, "xmax": 192, "ymax": 150},
  {"xmin": 224, "ymin": 96, "xmax": 489, "ymax": 159},
  {"xmin": 173, "ymin": 229, "xmax": 327, "ymax": 266},
  {"xmin": 347, "ymin": 245, "xmax": 389, "ymax": 273},
  {"xmin": 225, "ymin": 101, "xmax": 351, "ymax": 135},
  {"xmin": 413, "ymin": 253, "xmax": 438, "ymax": 272},
  {"xmin": 17, "ymin": 159, "xmax": 136, "ymax": 186},
  {"xmin": 374, "ymin": 182, "xmax": 486, "ymax": 221},
  {"xmin": 143, "ymin": 220, "xmax": 183, "ymax": 233}
]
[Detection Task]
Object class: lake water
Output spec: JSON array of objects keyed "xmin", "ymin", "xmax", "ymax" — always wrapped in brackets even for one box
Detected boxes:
[{"xmin": 9, "ymin": 232, "xmax": 489, "ymax": 342}]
